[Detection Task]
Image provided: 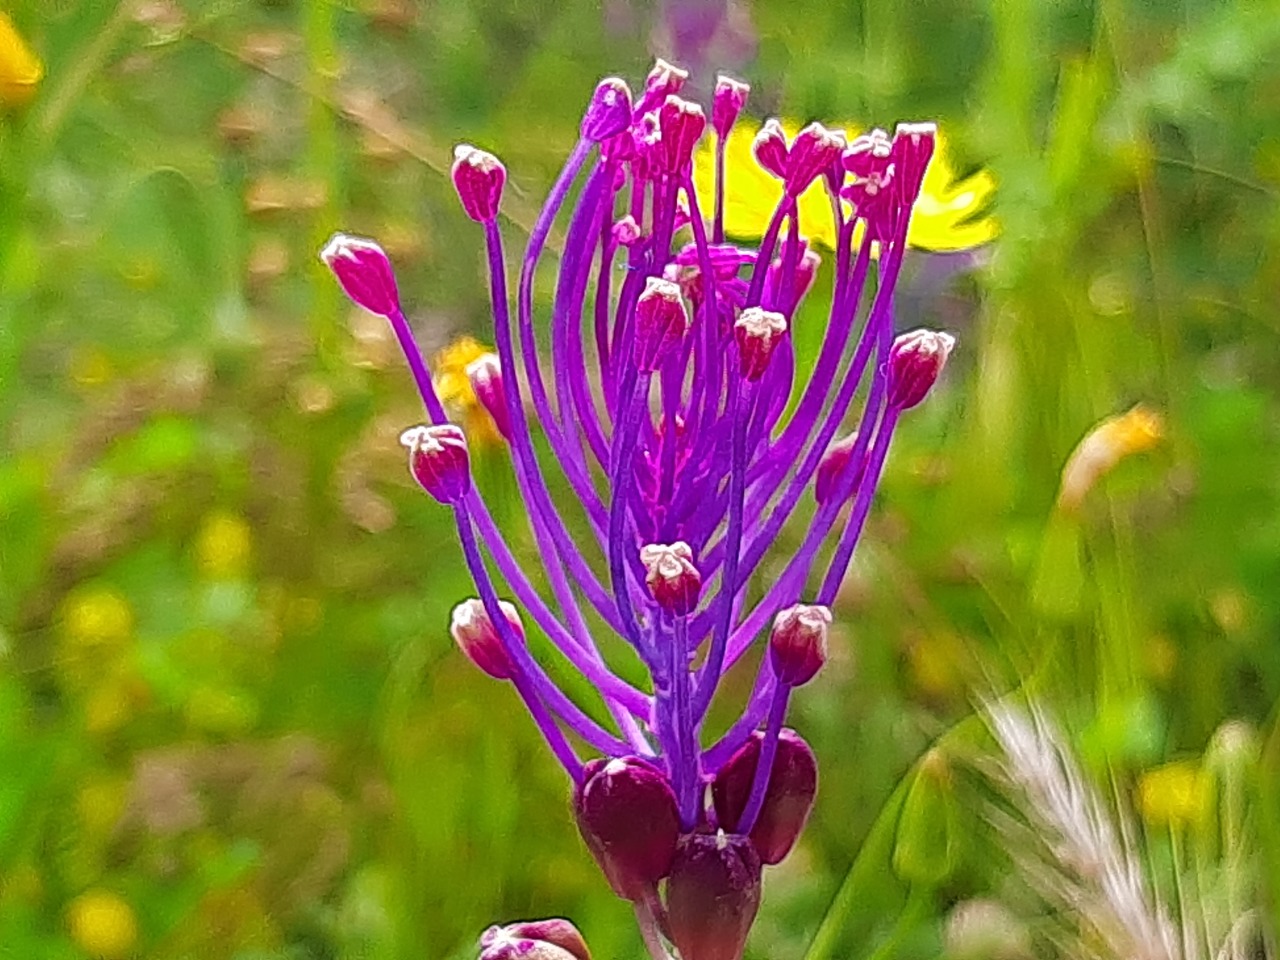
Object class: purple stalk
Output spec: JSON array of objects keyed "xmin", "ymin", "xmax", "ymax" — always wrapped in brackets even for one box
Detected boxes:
[{"xmin": 737, "ymin": 680, "xmax": 792, "ymax": 833}]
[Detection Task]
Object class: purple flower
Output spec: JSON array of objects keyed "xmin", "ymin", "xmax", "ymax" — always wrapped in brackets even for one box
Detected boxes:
[{"xmin": 320, "ymin": 59, "xmax": 955, "ymax": 960}]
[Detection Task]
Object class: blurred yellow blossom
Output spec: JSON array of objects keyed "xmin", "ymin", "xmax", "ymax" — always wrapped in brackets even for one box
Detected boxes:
[
  {"xmin": 62, "ymin": 587, "xmax": 134, "ymax": 651},
  {"xmin": 1058, "ymin": 404, "xmax": 1164, "ymax": 512},
  {"xmin": 1137, "ymin": 760, "xmax": 1209, "ymax": 830},
  {"xmin": 433, "ymin": 335, "xmax": 503, "ymax": 446},
  {"xmin": 0, "ymin": 13, "xmax": 41, "ymax": 109},
  {"xmin": 693, "ymin": 119, "xmax": 998, "ymax": 251},
  {"xmin": 195, "ymin": 510, "xmax": 253, "ymax": 578},
  {"xmin": 67, "ymin": 889, "xmax": 138, "ymax": 960}
]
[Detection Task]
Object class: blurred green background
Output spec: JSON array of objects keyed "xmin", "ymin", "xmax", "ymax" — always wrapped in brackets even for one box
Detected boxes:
[{"xmin": 2, "ymin": 1, "xmax": 1280, "ymax": 958}]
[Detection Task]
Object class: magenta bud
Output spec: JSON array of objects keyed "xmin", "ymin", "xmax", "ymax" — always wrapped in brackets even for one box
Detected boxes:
[
  {"xmin": 449, "ymin": 598, "xmax": 520, "ymax": 680},
  {"xmin": 752, "ymin": 119, "xmax": 788, "ymax": 180},
  {"xmin": 842, "ymin": 128, "xmax": 893, "ymax": 179},
  {"xmin": 611, "ymin": 215, "xmax": 642, "ymax": 247},
  {"xmin": 319, "ymin": 233, "xmax": 400, "ymax": 316},
  {"xmin": 465, "ymin": 352, "xmax": 512, "ymax": 440},
  {"xmin": 769, "ymin": 603, "xmax": 831, "ymax": 687},
  {"xmin": 574, "ymin": 756, "xmax": 680, "ymax": 901},
  {"xmin": 637, "ymin": 57, "xmax": 689, "ymax": 115},
  {"xmin": 887, "ymin": 328, "xmax": 955, "ymax": 411},
  {"xmin": 814, "ymin": 432, "xmax": 866, "ymax": 505},
  {"xmin": 639, "ymin": 541, "xmax": 701, "ymax": 616},
  {"xmin": 712, "ymin": 75, "xmax": 750, "ymax": 140},
  {"xmin": 710, "ymin": 729, "xmax": 818, "ymax": 865},
  {"xmin": 733, "ymin": 307, "xmax": 787, "ymax": 382},
  {"xmin": 632, "ymin": 277, "xmax": 690, "ymax": 372},
  {"xmin": 400, "ymin": 423, "xmax": 471, "ymax": 504},
  {"xmin": 665, "ymin": 831, "xmax": 762, "ymax": 960},
  {"xmin": 451, "ymin": 144, "xmax": 507, "ymax": 223},
  {"xmin": 657, "ymin": 95, "xmax": 706, "ymax": 174},
  {"xmin": 785, "ymin": 122, "xmax": 846, "ymax": 198},
  {"xmin": 480, "ymin": 919, "xmax": 591, "ymax": 960},
  {"xmin": 890, "ymin": 122, "xmax": 937, "ymax": 207},
  {"xmin": 630, "ymin": 112, "xmax": 662, "ymax": 183},
  {"xmin": 581, "ymin": 77, "xmax": 633, "ymax": 142}
]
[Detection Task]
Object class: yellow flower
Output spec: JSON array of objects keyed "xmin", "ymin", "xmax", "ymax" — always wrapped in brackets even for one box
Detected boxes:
[
  {"xmin": 433, "ymin": 335, "xmax": 503, "ymax": 446},
  {"xmin": 1057, "ymin": 404, "xmax": 1164, "ymax": 512},
  {"xmin": 0, "ymin": 13, "xmax": 42, "ymax": 109},
  {"xmin": 62, "ymin": 587, "xmax": 134, "ymax": 651},
  {"xmin": 195, "ymin": 510, "xmax": 252, "ymax": 579},
  {"xmin": 67, "ymin": 889, "xmax": 138, "ymax": 960},
  {"xmin": 1137, "ymin": 760, "xmax": 1209, "ymax": 830},
  {"xmin": 692, "ymin": 119, "xmax": 998, "ymax": 252}
]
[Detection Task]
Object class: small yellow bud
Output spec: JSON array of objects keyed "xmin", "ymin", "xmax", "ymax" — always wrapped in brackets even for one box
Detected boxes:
[
  {"xmin": 1058, "ymin": 404, "xmax": 1164, "ymax": 512},
  {"xmin": 195, "ymin": 510, "xmax": 253, "ymax": 579},
  {"xmin": 67, "ymin": 889, "xmax": 138, "ymax": 960},
  {"xmin": 1136, "ymin": 760, "xmax": 1209, "ymax": 830}
]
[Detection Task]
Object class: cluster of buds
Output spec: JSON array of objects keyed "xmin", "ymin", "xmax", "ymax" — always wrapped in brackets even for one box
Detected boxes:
[{"xmin": 321, "ymin": 57, "xmax": 955, "ymax": 960}]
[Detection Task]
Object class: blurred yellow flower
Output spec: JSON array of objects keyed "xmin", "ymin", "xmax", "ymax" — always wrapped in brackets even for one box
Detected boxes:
[
  {"xmin": 67, "ymin": 889, "xmax": 138, "ymax": 960},
  {"xmin": 195, "ymin": 510, "xmax": 253, "ymax": 579},
  {"xmin": 61, "ymin": 587, "xmax": 134, "ymax": 652},
  {"xmin": 433, "ymin": 335, "xmax": 503, "ymax": 446},
  {"xmin": 1137, "ymin": 760, "xmax": 1209, "ymax": 830},
  {"xmin": 0, "ymin": 13, "xmax": 41, "ymax": 109},
  {"xmin": 692, "ymin": 119, "xmax": 998, "ymax": 252},
  {"xmin": 1058, "ymin": 404, "xmax": 1164, "ymax": 512}
]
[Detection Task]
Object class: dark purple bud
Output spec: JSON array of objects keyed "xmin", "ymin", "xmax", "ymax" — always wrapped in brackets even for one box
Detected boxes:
[
  {"xmin": 581, "ymin": 77, "xmax": 633, "ymax": 142},
  {"xmin": 752, "ymin": 119, "xmax": 788, "ymax": 180},
  {"xmin": 762, "ymin": 241, "xmax": 820, "ymax": 315},
  {"xmin": 657, "ymin": 95, "xmax": 706, "ymax": 174},
  {"xmin": 481, "ymin": 919, "xmax": 592, "ymax": 960},
  {"xmin": 890, "ymin": 122, "xmax": 937, "ymax": 208},
  {"xmin": 465, "ymin": 352, "xmax": 512, "ymax": 441},
  {"xmin": 574, "ymin": 756, "xmax": 680, "ymax": 901},
  {"xmin": 611, "ymin": 215, "xmax": 642, "ymax": 247},
  {"xmin": 632, "ymin": 277, "xmax": 689, "ymax": 372},
  {"xmin": 733, "ymin": 307, "xmax": 787, "ymax": 382},
  {"xmin": 400, "ymin": 423, "xmax": 471, "ymax": 504},
  {"xmin": 665, "ymin": 831, "xmax": 762, "ymax": 960},
  {"xmin": 785, "ymin": 122, "xmax": 846, "ymax": 198},
  {"xmin": 640, "ymin": 541, "xmax": 701, "ymax": 616},
  {"xmin": 449, "ymin": 598, "xmax": 520, "ymax": 680},
  {"xmin": 637, "ymin": 57, "xmax": 689, "ymax": 115},
  {"xmin": 814, "ymin": 432, "xmax": 866, "ymax": 505},
  {"xmin": 769, "ymin": 603, "xmax": 830, "ymax": 687},
  {"xmin": 712, "ymin": 75, "xmax": 750, "ymax": 140},
  {"xmin": 710, "ymin": 729, "xmax": 818, "ymax": 865},
  {"xmin": 452, "ymin": 144, "xmax": 507, "ymax": 223},
  {"xmin": 887, "ymin": 328, "xmax": 955, "ymax": 411},
  {"xmin": 319, "ymin": 233, "xmax": 400, "ymax": 316}
]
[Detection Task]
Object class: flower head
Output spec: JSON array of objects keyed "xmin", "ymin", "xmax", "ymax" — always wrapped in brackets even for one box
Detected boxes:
[
  {"xmin": 696, "ymin": 118, "xmax": 997, "ymax": 251},
  {"xmin": 322, "ymin": 58, "xmax": 957, "ymax": 959},
  {"xmin": 0, "ymin": 13, "xmax": 42, "ymax": 109}
]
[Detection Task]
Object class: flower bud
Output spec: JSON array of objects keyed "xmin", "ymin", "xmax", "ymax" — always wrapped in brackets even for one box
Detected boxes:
[
  {"xmin": 712, "ymin": 75, "xmax": 750, "ymax": 140},
  {"xmin": 451, "ymin": 144, "xmax": 506, "ymax": 223},
  {"xmin": 319, "ymin": 233, "xmax": 400, "ymax": 316},
  {"xmin": 574, "ymin": 756, "xmax": 680, "ymax": 901},
  {"xmin": 400, "ymin": 423, "xmax": 471, "ymax": 504},
  {"xmin": 581, "ymin": 77, "xmax": 633, "ymax": 142},
  {"xmin": 892, "ymin": 748, "xmax": 958, "ymax": 888},
  {"xmin": 785, "ymin": 122, "xmax": 846, "ymax": 198},
  {"xmin": 752, "ymin": 119, "xmax": 788, "ymax": 180},
  {"xmin": 711, "ymin": 729, "xmax": 818, "ymax": 865},
  {"xmin": 632, "ymin": 277, "xmax": 690, "ymax": 372},
  {"xmin": 639, "ymin": 541, "xmax": 701, "ymax": 616},
  {"xmin": 763, "ymin": 244, "xmax": 822, "ymax": 315},
  {"xmin": 887, "ymin": 329, "xmax": 956, "ymax": 411},
  {"xmin": 814, "ymin": 432, "xmax": 866, "ymax": 505},
  {"xmin": 465, "ymin": 352, "xmax": 512, "ymax": 441},
  {"xmin": 481, "ymin": 919, "xmax": 591, "ymax": 960},
  {"xmin": 449, "ymin": 598, "xmax": 520, "ymax": 680},
  {"xmin": 890, "ymin": 121, "xmax": 937, "ymax": 208},
  {"xmin": 657, "ymin": 95, "xmax": 706, "ymax": 174},
  {"xmin": 611, "ymin": 215, "xmax": 642, "ymax": 247},
  {"xmin": 665, "ymin": 831, "xmax": 762, "ymax": 960},
  {"xmin": 636, "ymin": 57, "xmax": 689, "ymax": 115},
  {"xmin": 768, "ymin": 603, "xmax": 831, "ymax": 687},
  {"xmin": 733, "ymin": 307, "xmax": 787, "ymax": 382}
]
